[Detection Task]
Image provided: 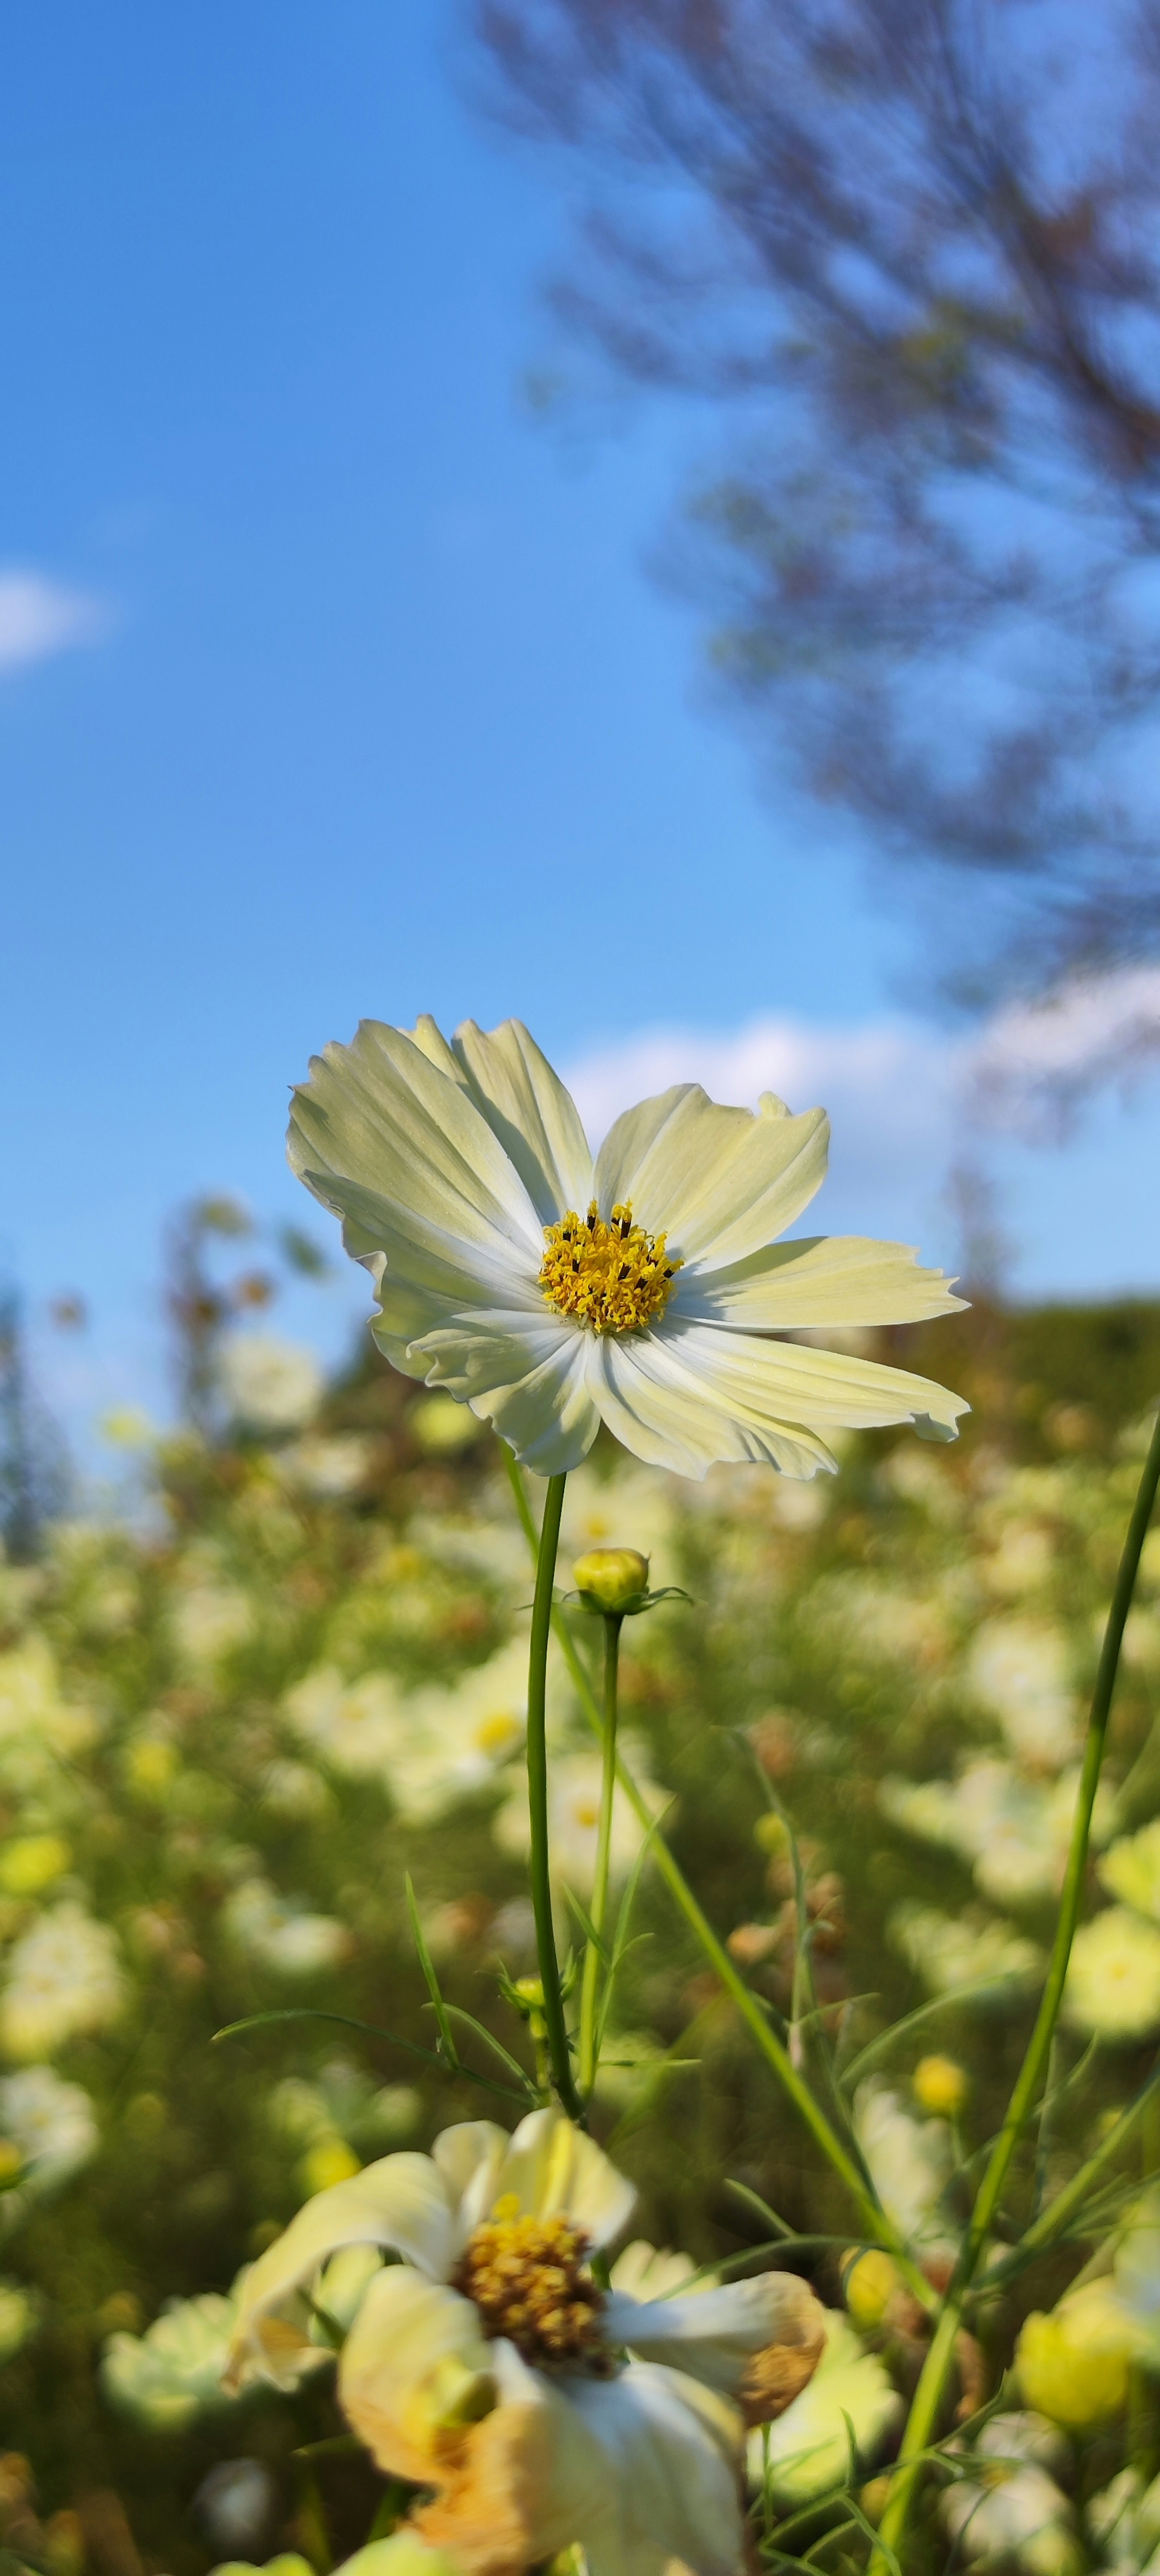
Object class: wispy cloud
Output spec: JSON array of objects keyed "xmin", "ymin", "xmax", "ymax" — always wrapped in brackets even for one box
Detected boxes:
[{"xmin": 0, "ymin": 568, "xmax": 107, "ymax": 675}]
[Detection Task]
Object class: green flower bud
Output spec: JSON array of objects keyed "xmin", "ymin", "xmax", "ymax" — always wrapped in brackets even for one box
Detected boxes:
[{"xmin": 572, "ymin": 1547, "xmax": 650, "ymax": 1614}]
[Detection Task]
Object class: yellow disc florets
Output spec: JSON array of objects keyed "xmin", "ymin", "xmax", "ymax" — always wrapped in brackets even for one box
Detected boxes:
[
  {"xmin": 452, "ymin": 2209, "xmax": 614, "ymax": 2374},
  {"xmin": 539, "ymin": 1201, "xmax": 680, "ymax": 1335}
]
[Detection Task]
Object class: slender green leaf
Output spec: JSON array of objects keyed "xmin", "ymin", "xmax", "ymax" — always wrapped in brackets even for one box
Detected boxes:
[{"xmin": 406, "ymin": 1872, "xmax": 459, "ymax": 2067}]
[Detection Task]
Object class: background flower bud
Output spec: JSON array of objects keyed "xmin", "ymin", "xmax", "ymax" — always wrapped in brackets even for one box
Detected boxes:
[
  {"xmin": 572, "ymin": 1547, "xmax": 650, "ymax": 1613},
  {"xmin": 914, "ymin": 2055, "xmax": 968, "ymax": 2117},
  {"xmin": 1016, "ymin": 2285, "xmax": 1135, "ymax": 2427},
  {"xmin": 842, "ymin": 2248, "xmax": 903, "ymax": 2329}
]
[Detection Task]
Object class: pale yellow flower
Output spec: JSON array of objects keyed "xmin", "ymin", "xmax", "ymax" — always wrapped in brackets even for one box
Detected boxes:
[
  {"xmin": 747, "ymin": 2313, "xmax": 901, "ymax": 2507},
  {"xmin": 0, "ymin": 1903, "xmax": 125, "ymax": 2060},
  {"xmin": 1065, "ymin": 1908, "xmax": 1160, "ymax": 2040},
  {"xmin": 225, "ymin": 2107, "xmax": 826, "ymax": 2576},
  {"xmin": 288, "ymin": 1017, "xmax": 966, "ymax": 1480},
  {"xmin": 493, "ymin": 1747, "xmax": 660, "ymax": 1892},
  {"xmin": 1016, "ymin": 2285, "xmax": 1135, "ymax": 2428}
]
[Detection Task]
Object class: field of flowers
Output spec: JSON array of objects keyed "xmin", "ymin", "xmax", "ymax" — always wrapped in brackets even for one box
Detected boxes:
[{"xmin": 3, "ymin": 1292, "xmax": 1160, "ymax": 2576}]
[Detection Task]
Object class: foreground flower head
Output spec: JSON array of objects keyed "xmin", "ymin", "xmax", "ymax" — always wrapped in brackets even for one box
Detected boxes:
[
  {"xmin": 225, "ymin": 2105, "xmax": 826, "ymax": 2575},
  {"xmin": 288, "ymin": 1017, "xmax": 967, "ymax": 1479}
]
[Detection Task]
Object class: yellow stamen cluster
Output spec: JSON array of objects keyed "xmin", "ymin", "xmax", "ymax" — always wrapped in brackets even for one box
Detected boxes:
[
  {"xmin": 453, "ymin": 2212, "xmax": 613, "ymax": 2374},
  {"xmin": 539, "ymin": 1201, "xmax": 680, "ymax": 1335}
]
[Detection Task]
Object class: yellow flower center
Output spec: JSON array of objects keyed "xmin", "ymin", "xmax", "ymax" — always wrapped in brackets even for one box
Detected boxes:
[
  {"xmin": 453, "ymin": 2211, "xmax": 614, "ymax": 2375},
  {"xmin": 539, "ymin": 1202, "xmax": 680, "ymax": 1335}
]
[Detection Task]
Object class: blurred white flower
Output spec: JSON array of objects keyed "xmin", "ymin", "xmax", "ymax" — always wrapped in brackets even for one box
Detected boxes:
[
  {"xmin": 942, "ymin": 2412, "xmax": 1079, "ymax": 2575},
  {"xmin": 1088, "ymin": 2465, "xmax": 1160, "ymax": 2574},
  {"xmin": 747, "ymin": 2312, "xmax": 902, "ymax": 2507},
  {"xmin": 1101, "ymin": 1820, "xmax": 1160, "ymax": 1925},
  {"xmin": 0, "ymin": 2064, "xmax": 99, "ymax": 2194},
  {"xmin": 852, "ymin": 2081, "xmax": 953, "ymax": 2254},
  {"xmin": 279, "ymin": 1435, "xmax": 373, "ymax": 1498},
  {"xmin": 219, "ymin": 1335, "xmax": 324, "ymax": 1434},
  {"xmin": 171, "ymin": 1580, "xmax": 256, "ymax": 1673},
  {"xmin": 493, "ymin": 1746, "xmax": 661, "ymax": 1892},
  {"xmin": 221, "ymin": 1879, "xmax": 351, "ymax": 1979},
  {"xmin": 0, "ymin": 1904, "xmax": 125, "ymax": 2060},
  {"xmin": 883, "ymin": 1759, "xmax": 1111, "ymax": 1906},
  {"xmin": 283, "ymin": 1667, "xmax": 407, "ymax": 1778},
  {"xmin": 889, "ymin": 1903, "xmax": 1044, "ymax": 1998},
  {"xmin": 1065, "ymin": 1908, "xmax": 1160, "ymax": 2040},
  {"xmin": 983, "ymin": 1524, "xmax": 1056, "ymax": 1602},
  {"xmin": 102, "ymin": 2284, "xmax": 246, "ymax": 2429},
  {"xmin": 410, "ymin": 1392, "xmax": 481, "ymax": 1456},
  {"xmin": 258, "ymin": 1759, "xmax": 333, "ymax": 1821},
  {"xmin": 562, "ymin": 1461, "xmax": 683, "ymax": 1593},
  {"xmin": 385, "ymin": 1641, "xmax": 546, "ymax": 1824},
  {"xmin": 0, "ymin": 2278, "xmax": 39, "ymax": 2362},
  {"xmin": 969, "ymin": 1619, "xmax": 1079, "ymax": 1769},
  {"xmin": 0, "ymin": 1639, "xmax": 98, "ymax": 1787}
]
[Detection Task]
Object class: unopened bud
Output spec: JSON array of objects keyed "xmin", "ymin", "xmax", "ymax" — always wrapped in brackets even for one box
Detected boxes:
[
  {"xmin": 572, "ymin": 1547, "xmax": 650, "ymax": 1613},
  {"xmin": 913, "ymin": 2055, "xmax": 968, "ymax": 2118},
  {"xmin": 754, "ymin": 1813, "xmax": 789, "ymax": 1857},
  {"xmin": 1015, "ymin": 2284, "xmax": 1135, "ymax": 2429},
  {"xmin": 841, "ymin": 2247, "xmax": 903, "ymax": 2329}
]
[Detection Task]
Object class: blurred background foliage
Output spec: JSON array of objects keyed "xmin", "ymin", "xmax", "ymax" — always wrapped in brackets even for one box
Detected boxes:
[{"xmin": 0, "ymin": 1270, "xmax": 1157, "ymax": 2572}]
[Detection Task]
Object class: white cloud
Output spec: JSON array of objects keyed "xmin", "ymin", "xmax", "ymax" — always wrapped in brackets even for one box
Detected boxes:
[
  {"xmin": 0, "ymin": 569, "xmax": 107, "ymax": 675},
  {"xmin": 562, "ymin": 967, "xmax": 1160, "ymax": 1260}
]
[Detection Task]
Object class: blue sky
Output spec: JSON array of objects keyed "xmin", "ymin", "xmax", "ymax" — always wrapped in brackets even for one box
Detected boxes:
[{"xmin": 2, "ymin": 3, "xmax": 1157, "ymax": 1457}]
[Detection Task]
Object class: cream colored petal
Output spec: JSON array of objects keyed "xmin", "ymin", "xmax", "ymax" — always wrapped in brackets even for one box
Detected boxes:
[
  {"xmin": 414, "ymin": 2338, "xmax": 615, "ymax": 2576},
  {"xmin": 566, "ymin": 2362, "xmax": 746, "ymax": 2576},
  {"xmin": 675, "ymin": 1235, "xmax": 967, "ymax": 1332},
  {"xmin": 287, "ymin": 1021, "xmax": 545, "ymax": 1286},
  {"xmin": 224, "ymin": 2153, "xmax": 455, "ymax": 2389},
  {"xmin": 414, "ymin": 1316, "xmax": 601, "ymax": 1474},
  {"xmin": 586, "ymin": 1330, "xmax": 839, "ymax": 1481},
  {"xmin": 432, "ymin": 2122, "xmax": 512, "ymax": 2243},
  {"xmin": 450, "ymin": 1020, "xmax": 594, "ymax": 1225},
  {"xmin": 613, "ymin": 1321, "xmax": 967, "ymax": 1464},
  {"xmin": 487, "ymin": 2107, "xmax": 637, "ymax": 2250},
  {"xmin": 594, "ymin": 1087, "xmax": 828, "ymax": 1267},
  {"xmin": 605, "ymin": 2274, "xmax": 826, "ymax": 2410},
  {"xmin": 338, "ymin": 2265, "xmax": 495, "ymax": 2486}
]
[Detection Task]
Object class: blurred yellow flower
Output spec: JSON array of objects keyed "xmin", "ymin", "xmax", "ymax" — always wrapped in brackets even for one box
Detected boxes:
[
  {"xmin": 1065, "ymin": 1908, "xmax": 1160, "ymax": 2040},
  {"xmin": 1016, "ymin": 2284, "xmax": 1136, "ymax": 2428},
  {"xmin": 300, "ymin": 2138, "xmax": 362, "ymax": 2197},
  {"xmin": 913, "ymin": 2056, "xmax": 968, "ymax": 2118},
  {"xmin": 0, "ymin": 1836, "xmax": 70, "ymax": 1899}
]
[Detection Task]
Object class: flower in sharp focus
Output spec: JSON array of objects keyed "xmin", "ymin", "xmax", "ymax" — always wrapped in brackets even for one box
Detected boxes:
[
  {"xmin": 747, "ymin": 2313, "xmax": 902, "ymax": 2508},
  {"xmin": 941, "ymin": 2413, "xmax": 1080, "ymax": 2575},
  {"xmin": 287, "ymin": 1017, "xmax": 967, "ymax": 1480},
  {"xmin": 224, "ymin": 2106, "xmax": 827, "ymax": 2576}
]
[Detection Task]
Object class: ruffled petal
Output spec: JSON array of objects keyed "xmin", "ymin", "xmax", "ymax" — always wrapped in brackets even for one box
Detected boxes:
[
  {"xmin": 338, "ymin": 2266, "xmax": 496, "ymax": 2485},
  {"xmin": 586, "ymin": 1330, "xmax": 839, "ymax": 1481},
  {"xmin": 412, "ymin": 1314, "xmax": 600, "ymax": 1474},
  {"xmin": 449, "ymin": 1020, "xmax": 594, "ymax": 1226},
  {"xmin": 224, "ymin": 2152, "xmax": 456, "ymax": 2389},
  {"xmin": 482, "ymin": 2106, "xmax": 637, "ymax": 2250},
  {"xmin": 412, "ymin": 2339, "xmax": 615, "ymax": 2576},
  {"xmin": 604, "ymin": 2274, "xmax": 826, "ymax": 2418},
  {"xmin": 566, "ymin": 2361, "xmax": 747, "ymax": 2576},
  {"xmin": 675, "ymin": 1235, "xmax": 967, "ymax": 1332},
  {"xmin": 287, "ymin": 1021, "xmax": 544, "ymax": 1300},
  {"xmin": 594, "ymin": 1087, "xmax": 828, "ymax": 1268},
  {"xmin": 431, "ymin": 2121, "xmax": 512, "ymax": 2240}
]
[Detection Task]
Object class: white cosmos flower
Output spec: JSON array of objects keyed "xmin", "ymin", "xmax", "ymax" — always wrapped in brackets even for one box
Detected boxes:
[
  {"xmin": 288, "ymin": 1018, "xmax": 967, "ymax": 1480},
  {"xmin": 224, "ymin": 2106, "xmax": 826, "ymax": 2576}
]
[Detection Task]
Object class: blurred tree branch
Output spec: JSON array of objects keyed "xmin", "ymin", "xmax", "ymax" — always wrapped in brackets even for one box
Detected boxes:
[{"xmin": 471, "ymin": 0, "xmax": 1160, "ymax": 999}]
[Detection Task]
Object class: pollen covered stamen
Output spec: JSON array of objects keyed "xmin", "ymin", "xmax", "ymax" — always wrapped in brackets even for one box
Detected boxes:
[
  {"xmin": 453, "ymin": 2213, "xmax": 614, "ymax": 2374},
  {"xmin": 539, "ymin": 1201, "xmax": 681, "ymax": 1335}
]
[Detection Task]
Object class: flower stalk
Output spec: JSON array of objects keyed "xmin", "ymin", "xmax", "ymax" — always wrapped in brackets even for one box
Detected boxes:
[
  {"xmin": 526, "ymin": 1471, "xmax": 584, "ymax": 2123},
  {"xmin": 871, "ymin": 1404, "xmax": 1160, "ymax": 2570},
  {"xmin": 578, "ymin": 1606, "xmax": 623, "ymax": 2097}
]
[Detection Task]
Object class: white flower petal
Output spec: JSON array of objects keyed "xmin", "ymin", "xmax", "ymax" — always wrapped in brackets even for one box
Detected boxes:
[
  {"xmin": 449, "ymin": 1020, "xmax": 595, "ymax": 1225},
  {"xmin": 431, "ymin": 2121, "xmax": 512, "ymax": 2241},
  {"xmin": 587, "ymin": 1330, "xmax": 839, "ymax": 1480},
  {"xmin": 485, "ymin": 2106, "xmax": 637, "ymax": 2249},
  {"xmin": 605, "ymin": 2273, "xmax": 826, "ymax": 2405},
  {"xmin": 415, "ymin": 2335, "xmax": 615, "ymax": 2576},
  {"xmin": 224, "ymin": 2153, "xmax": 456, "ymax": 2387},
  {"xmin": 675, "ymin": 1235, "xmax": 966, "ymax": 1331},
  {"xmin": 413, "ymin": 1315, "xmax": 600, "ymax": 1473},
  {"xmin": 594, "ymin": 1086, "xmax": 828, "ymax": 1268},
  {"xmin": 653, "ymin": 1322, "xmax": 967, "ymax": 1444},
  {"xmin": 338, "ymin": 2265, "xmax": 494, "ymax": 2485},
  {"xmin": 288, "ymin": 1020, "xmax": 544, "ymax": 1291},
  {"xmin": 567, "ymin": 2361, "xmax": 746, "ymax": 2576}
]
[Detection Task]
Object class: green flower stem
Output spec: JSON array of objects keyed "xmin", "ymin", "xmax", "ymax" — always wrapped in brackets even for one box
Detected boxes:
[
  {"xmin": 502, "ymin": 1443, "xmax": 928, "ymax": 2287},
  {"xmin": 984, "ymin": 2057, "xmax": 1160, "ymax": 2288},
  {"xmin": 526, "ymin": 1470, "xmax": 585, "ymax": 2123},
  {"xmin": 578, "ymin": 1611, "xmax": 623, "ymax": 2098},
  {"xmin": 872, "ymin": 1405, "xmax": 1160, "ymax": 2573}
]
